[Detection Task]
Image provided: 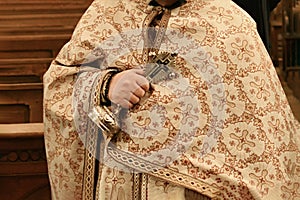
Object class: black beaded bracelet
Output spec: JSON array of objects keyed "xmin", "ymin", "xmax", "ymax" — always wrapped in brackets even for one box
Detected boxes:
[{"xmin": 100, "ymin": 68, "xmax": 121, "ymax": 106}]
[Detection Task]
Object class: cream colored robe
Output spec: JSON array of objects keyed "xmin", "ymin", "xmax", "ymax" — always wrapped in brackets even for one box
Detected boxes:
[{"xmin": 43, "ymin": 0, "xmax": 300, "ymax": 199}]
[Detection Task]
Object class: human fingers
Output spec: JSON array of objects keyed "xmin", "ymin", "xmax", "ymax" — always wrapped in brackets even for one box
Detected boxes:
[
  {"xmin": 132, "ymin": 86, "xmax": 146, "ymax": 99},
  {"xmin": 107, "ymin": 71, "xmax": 139, "ymax": 107},
  {"xmin": 118, "ymin": 92, "xmax": 141, "ymax": 108},
  {"xmin": 107, "ymin": 69, "xmax": 149, "ymax": 108},
  {"xmin": 130, "ymin": 68, "xmax": 150, "ymax": 91},
  {"xmin": 134, "ymin": 73, "xmax": 150, "ymax": 92},
  {"xmin": 128, "ymin": 93, "xmax": 140, "ymax": 105},
  {"xmin": 117, "ymin": 98, "xmax": 134, "ymax": 109}
]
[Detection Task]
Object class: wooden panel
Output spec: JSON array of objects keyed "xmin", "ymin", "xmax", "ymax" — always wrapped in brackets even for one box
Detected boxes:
[
  {"xmin": 0, "ymin": 0, "xmax": 93, "ymax": 123},
  {"xmin": 0, "ymin": 76, "xmax": 41, "ymax": 84},
  {"xmin": 0, "ymin": 0, "xmax": 94, "ymax": 77},
  {"xmin": 287, "ymin": 72, "xmax": 300, "ymax": 100},
  {"xmin": 0, "ymin": 0, "xmax": 94, "ymax": 198},
  {"xmin": 0, "ymin": 123, "xmax": 50, "ymax": 200},
  {"xmin": 0, "ymin": 35, "xmax": 70, "ymax": 51},
  {"xmin": 281, "ymin": 0, "xmax": 300, "ymax": 81},
  {"xmin": 0, "ymin": 104, "xmax": 30, "ymax": 123},
  {"xmin": 0, "ymin": 13, "xmax": 83, "ymax": 27},
  {"xmin": 0, "ymin": 60, "xmax": 51, "ymax": 79},
  {"xmin": 0, "ymin": 83, "xmax": 43, "ymax": 123},
  {"xmin": 0, "ymin": 0, "xmax": 93, "ymax": 17}
]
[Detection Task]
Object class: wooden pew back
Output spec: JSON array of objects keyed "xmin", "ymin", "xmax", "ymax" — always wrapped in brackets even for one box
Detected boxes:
[
  {"xmin": 0, "ymin": 123, "xmax": 50, "ymax": 200},
  {"xmin": 0, "ymin": 0, "xmax": 93, "ymax": 123}
]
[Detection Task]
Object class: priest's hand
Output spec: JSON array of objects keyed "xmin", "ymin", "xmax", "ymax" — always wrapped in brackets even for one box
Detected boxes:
[{"xmin": 108, "ymin": 68, "xmax": 150, "ymax": 108}]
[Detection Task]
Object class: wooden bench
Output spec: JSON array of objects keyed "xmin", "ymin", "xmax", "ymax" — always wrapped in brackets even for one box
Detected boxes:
[
  {"xmin": 0, "ymin": 0, "xmax": 93, "ymax": 123},
  {"xmin": 0, "ymin": 123, "xmax": 50, "ymax": 200},
  {"xmin": 0, "ymin": 0, "xmax": 93, "ymax": 198},
  {"xmin": 0, "ymin": 82, "xmax": 43, "ymax": 123}
]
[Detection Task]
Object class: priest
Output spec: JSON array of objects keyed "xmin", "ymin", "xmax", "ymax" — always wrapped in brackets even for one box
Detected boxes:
[{"xmin": 43, "ymin": 0, "xmax": 300, "ymax": 199}]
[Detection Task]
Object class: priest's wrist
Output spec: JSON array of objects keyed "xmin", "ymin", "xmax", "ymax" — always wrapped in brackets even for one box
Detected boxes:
[{"xmin": 99, "ymin": 68, "xmax": 121, "ymax": 106}]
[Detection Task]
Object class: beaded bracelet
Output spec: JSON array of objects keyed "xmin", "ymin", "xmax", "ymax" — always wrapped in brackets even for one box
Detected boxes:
[{"xmin": 100, "ymin": 68, "xmax": 121, "ymax": 106}]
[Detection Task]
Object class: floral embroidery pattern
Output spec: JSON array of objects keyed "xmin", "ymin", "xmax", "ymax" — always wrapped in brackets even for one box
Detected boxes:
[{"xmin": 44, "ymin": 0, "xmax": 300, "ymax": 199}]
